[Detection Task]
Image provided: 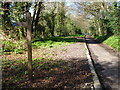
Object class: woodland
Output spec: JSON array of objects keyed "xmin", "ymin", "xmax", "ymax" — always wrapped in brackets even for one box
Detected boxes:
[{"xmin": 1, "ymin": 1, "xmax": 120, "ymax": 89}]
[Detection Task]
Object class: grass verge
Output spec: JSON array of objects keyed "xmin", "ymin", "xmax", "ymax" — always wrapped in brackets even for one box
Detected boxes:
[
  {"xmin": 94, "ymin": 35, "xmax": 120, "ymax": 51},
  {"xmin": 104, "ymin": 35, "xmax": 120, "ymax": 51}
]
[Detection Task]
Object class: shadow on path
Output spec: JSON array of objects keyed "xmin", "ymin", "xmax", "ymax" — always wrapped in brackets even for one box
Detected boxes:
[{"xmin": 85, "ymin": 35, "xmax": 119, "ymax": 90}]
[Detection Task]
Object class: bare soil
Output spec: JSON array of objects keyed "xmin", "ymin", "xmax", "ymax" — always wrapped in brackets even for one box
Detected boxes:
[{"xmin": 2, "ymin": 38, "xmax": 93, "ymax": 89}]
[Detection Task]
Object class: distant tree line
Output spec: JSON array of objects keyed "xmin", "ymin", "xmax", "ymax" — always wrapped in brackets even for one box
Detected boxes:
[
  {"xmin": 1, "ymin": 2, "xmax": 81, "ymax": 40},
  {"xmin": 75, "ymin": 1, "xmax": 120, "ymax": 36}
]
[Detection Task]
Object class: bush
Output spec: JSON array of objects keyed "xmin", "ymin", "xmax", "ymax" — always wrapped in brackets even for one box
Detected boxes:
[
  {"xmin": 3, "ymin": 40, "xmax": 26, "ymax": 54},
  {"xmin": 13, "ymin": 49, "xmax": 24, "ymax": 54},
  {"xmin": 3, "ymin": 41, "xmax": 15, "ymax": 52}
]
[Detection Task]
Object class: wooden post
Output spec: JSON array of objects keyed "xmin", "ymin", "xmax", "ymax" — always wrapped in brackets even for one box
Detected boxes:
[{"xmin": 26, "ymin": 12, "xmax": 33, "ymax": 80}]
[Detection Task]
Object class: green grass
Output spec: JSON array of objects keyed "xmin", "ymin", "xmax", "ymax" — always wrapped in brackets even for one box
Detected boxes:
[
  {"xmin": 103, "ymin": 35, "xmax": 120, "ymax": 51},
  {"xmin": 2, "ymin": 57, "xmax": 55, "ymax": 71},
  {"xmin": 94, "ymin": 35, "xmax": 120, "ymax": 51},
  {"xmin": 3, "ymin": 40, "xmax": 26, "ymax": 54},
  {"xmin": 93, "ymin": 34, "xmax": 112, "ymax": 42},
  {"xmin": 3, "ymin": 35, "xmax": 84, "ymax": 54},
  {"xmin": 32, "ymin": 40, "xmax": 70, "ymax": 48},
  {"xmin": 67, "ymin": 34, "xmax": 85, "ymax": 37},
  {"xmin": 2, "ymin": 57, "xmax": 66, "ymax": 85},
  {"xmin": 32, "ymin": 36, "xmax": 82, "ymax": 48}
]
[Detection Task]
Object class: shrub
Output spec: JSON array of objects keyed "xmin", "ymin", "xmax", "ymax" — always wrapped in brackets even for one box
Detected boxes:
[{"xmin": 3, "ymin": 40, "xmax": 26, "ymax": 54}]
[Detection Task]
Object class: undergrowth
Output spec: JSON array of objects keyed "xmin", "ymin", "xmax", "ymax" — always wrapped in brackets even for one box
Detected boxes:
[
  {"xmin": 32, "ymin": 36, "xmax": 81, "ymax": 48},
  {"xmin": 3, "ymin": 40, "xmax": 26, "ymax": 54},
  {"xmin": 2, "ymin": 57, "xmax": 66, "ymax": 87},
  {"xmin": 3, "ymin": 35, "xmax": 83, "ymax": 55}
]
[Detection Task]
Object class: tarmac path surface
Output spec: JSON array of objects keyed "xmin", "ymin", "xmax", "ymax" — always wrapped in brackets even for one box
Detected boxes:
[{"xmin": 86, "ymin": 35, "xmax": 119, "ymax": 90}]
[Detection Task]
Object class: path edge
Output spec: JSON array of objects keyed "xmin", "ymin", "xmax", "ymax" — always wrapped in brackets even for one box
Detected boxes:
[{"xmin": 84, "ymin": 36, "xmax": 102, "ymax": 90}]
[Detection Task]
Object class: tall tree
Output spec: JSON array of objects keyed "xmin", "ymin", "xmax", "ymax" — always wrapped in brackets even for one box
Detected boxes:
[
  {"xmin": 44, "ymin": 2, "xmax": 57, "ymax": 37},
  {"xmin": 2, "ymin": 2, "xmax": 11, "ymax": 30},
  {"xmin": 34, "ymin": 2, "xmax": 43, "ymax": 33},
  {"xmin": 57, "ymin": 2, "xmax": 66, "ymax": 36},
  {"xmin": 108, "ymin": 2, "xmax": 120, "ymax": 35}
]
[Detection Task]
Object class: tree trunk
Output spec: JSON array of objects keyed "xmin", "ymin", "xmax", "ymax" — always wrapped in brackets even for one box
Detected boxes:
[
  {"xmin": 51, "ymin": 15, "xmax": 55, "ymax": 37},
  {"xmin": 34, "ymin": 2, "xmax": 42, "ymax": 34},
  {"xmin": 31, "ymin": 3, "xmax": 37, "ymax": 33},
  {"xmin": 2, "ymin": 2, "xmax": 11, "ymax": 30}
]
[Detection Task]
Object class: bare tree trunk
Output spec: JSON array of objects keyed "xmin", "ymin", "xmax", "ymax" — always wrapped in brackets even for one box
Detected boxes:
[
  {"xmin": 31, "ymin": 3, "xmax": 37, "ymax": 33},
  {"xmin": 34, "ymin": 2, "xmax": 42, "ymax": 34},
  {"xmin": 2, "ymin": 2, "xmax": 11, "ymax": 30},
  {"xmin": 98, "ymin": 22, "xmax": 102, "ymax": 35},
  {"xmin": 51, "ymin": 14, "xmax": 56, "ymax": 37}
]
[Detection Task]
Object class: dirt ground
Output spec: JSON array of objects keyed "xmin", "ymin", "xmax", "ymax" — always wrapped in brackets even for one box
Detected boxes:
[{"xmin": 2, "ymin": 38, "xmax": 94, "ymax": 89}]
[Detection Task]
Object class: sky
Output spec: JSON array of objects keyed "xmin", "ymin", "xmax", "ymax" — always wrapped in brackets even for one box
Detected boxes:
[
  {"xmin": 29, "ymin": 2, "xmax": 73, "ymax": 17},
  {"xmin": 29, "ymin": 1, "xmax": 120, "ymax": 17}
]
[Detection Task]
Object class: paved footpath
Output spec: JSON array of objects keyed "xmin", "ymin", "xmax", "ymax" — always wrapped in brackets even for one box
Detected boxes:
[{"xmin": 86, "ymin": 35, "xmax": 119, "ymax": 90}]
